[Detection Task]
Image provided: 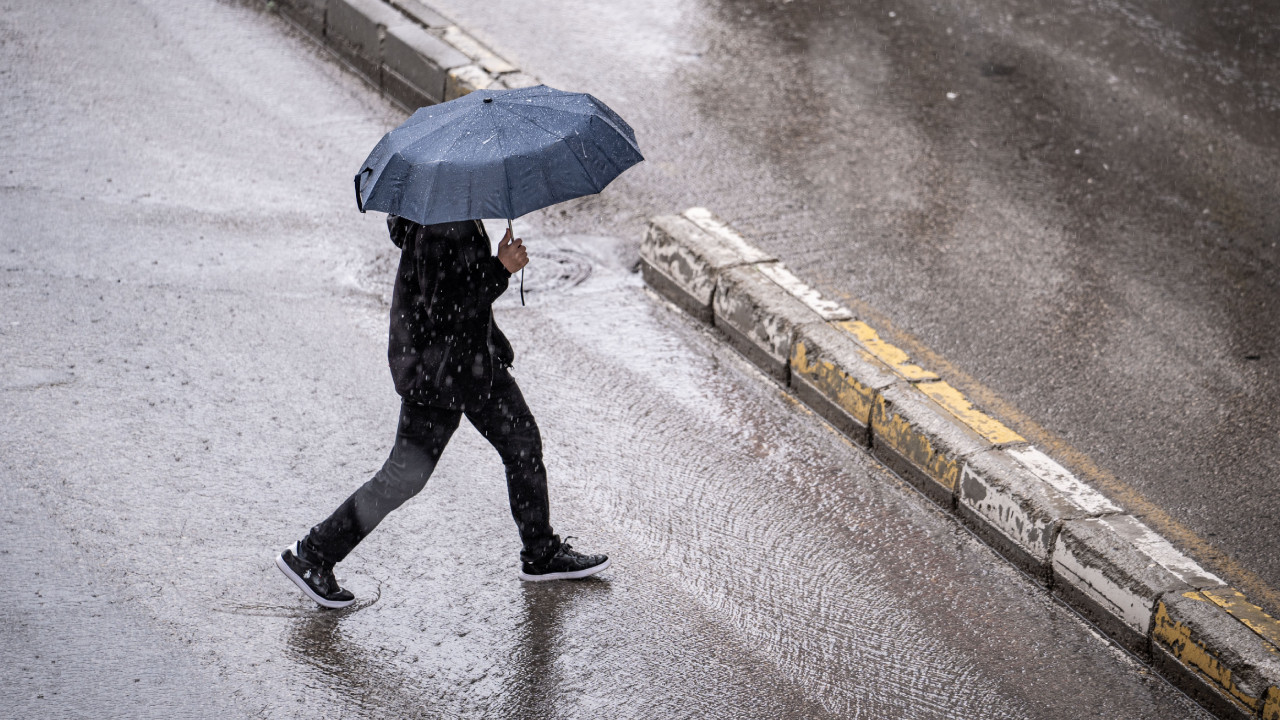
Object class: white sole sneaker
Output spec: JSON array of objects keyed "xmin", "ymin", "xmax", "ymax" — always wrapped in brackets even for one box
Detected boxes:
[
  {"xmin": 275, "ymin": 548, "xmax": 356, "ymax": 609},
  {"xmin": 518, "ymin": 557, "xmax": 611, "ymax": 582}
]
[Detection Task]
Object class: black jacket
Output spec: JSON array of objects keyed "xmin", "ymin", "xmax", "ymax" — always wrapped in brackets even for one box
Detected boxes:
[{"xmin": 386, "ymin": 216, "xmax": 515, "ymax": 411}]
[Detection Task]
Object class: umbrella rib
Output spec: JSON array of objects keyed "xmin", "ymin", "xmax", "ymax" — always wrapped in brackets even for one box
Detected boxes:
[
  {"xmin": 501, "ymin": 101, "xmax": 640, "ymax": 159},
  {"xmin": 496, "ymin": 104, "xmax": 602, "ymax": 195},
  {"xmin": 493, "ymin": 103, "xmax": 568, "ymax": 216},
  {"xmin": 394, "ymin": 114, "xmax": 473, "ymax": 185},
  {"xmin": 504, "ymin": 93, "xmax": 593, "ymax": 114},
  {"xmin": 564, "ymin": 132, "xmax": 602, "ymax": 193},
  {"xmin": 505, "ymin": 96, "xmax": 636, "ymax": 145},
  {"xmin": 491, "ymin": 107, "xmax": 515, "ymax": 220},
  {"xmin": 403, "ymin": 112, "xmax": 485, "ymax": 221},
  {"xmin": 382, "ymin": 102, "xmax": 474, "ymax": 162},
  {"xmin": 585, "ymin": 117, "xmax": 627, "ymax": 184},
  {"xmin": 493, "ymin": 102, "xmax": 573, "ymax": 142}
]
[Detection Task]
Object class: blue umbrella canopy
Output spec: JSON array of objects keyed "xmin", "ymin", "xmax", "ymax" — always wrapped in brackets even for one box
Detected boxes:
[{"xmin": 354, "ymin": 85, "xmax": 643, "ymax": 224}]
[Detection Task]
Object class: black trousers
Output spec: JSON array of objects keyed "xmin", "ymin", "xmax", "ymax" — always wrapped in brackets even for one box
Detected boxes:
[{"xmin": 301, "ymin": 369, "xmax": 559, "ymax": 565}]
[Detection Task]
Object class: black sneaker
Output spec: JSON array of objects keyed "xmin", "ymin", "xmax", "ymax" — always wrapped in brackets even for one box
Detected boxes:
[
  {"xmin": 275, "ymin": 544, "xmax": 355, "ymax": 609},
  {"xmin": 519, "ymin": 539, "xmax": 610, "ymax": 581}
]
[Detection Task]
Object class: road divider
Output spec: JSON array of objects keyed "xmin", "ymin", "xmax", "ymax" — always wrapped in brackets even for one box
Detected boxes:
[
  {"xmin": 959, "ymin": 445, "xmax": 1121, "ymax": 583},
  {"xmin": 1053, "ymin": 514, "xmax": 1224, "ymax": 657},
  {"xmin": 639, "ymin": 213, "xmax": 772, "ymax": 324},
  {"xmin": 1154, "ymin": 591, "xmax": 1280, "ymax": 720},
  {"xmin": 790, "ymin": 321, "xmax": 898, "ymax": 448},
  {"xmin": 871, "ymin": 381, "xmax": 987, "ymax": 508},
  {"xmin": 271, "ymin": 0, "xmax": 537, "ymax": 111},
  {"xmin": 713, "ymin": 265, "xmax": 821, "ymax": 384},
  {"xmin": 642, "ymin": 207, "xmax": 1280, "ymax": 720}
]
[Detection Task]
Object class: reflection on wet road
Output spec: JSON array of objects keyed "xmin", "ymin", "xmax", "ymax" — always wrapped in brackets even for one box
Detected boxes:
[{"xmin": 0, "ymin": 0, "xmax": 1214, "ymax": 717}]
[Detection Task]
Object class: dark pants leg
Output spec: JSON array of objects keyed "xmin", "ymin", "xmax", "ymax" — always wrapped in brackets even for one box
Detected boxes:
[
  {"xmin": 300, "ymin": 401, "xmax": 461, "ymax": 566},
  {"xmin": 300, "ymin": 369, "xmax": 558, "ymax": 566},
  {"xmin": 465, "ymin": 370, "xmax": 559, "ymax": 563}
]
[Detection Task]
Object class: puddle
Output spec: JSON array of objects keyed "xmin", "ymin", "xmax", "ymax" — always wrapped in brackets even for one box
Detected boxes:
[
  {"xmin": 518, "ymin": 247, "xmax": 593, "ymax": 295},
  {"xmin": 218, "ymin": 581, "xmax": 382, "ymax": 617}
]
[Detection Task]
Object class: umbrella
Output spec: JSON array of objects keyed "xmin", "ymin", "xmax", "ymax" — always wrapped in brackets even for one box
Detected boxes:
[
  {"xmin": 354, "ymin": 84, "xmax": 642, "ymax": 225},
  {"xmin": 354, "ymin": 85, "xmax": 642, "ymax": 304}
]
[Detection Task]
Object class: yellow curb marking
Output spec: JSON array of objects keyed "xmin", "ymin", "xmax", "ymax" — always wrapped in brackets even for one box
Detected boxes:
[
  {"xmin": 790, "ymin": 340, "xmax": 879, "ymax": 425},
  {"xmin": 823, "ymin": 291, "xmax": 1280, "ymax": 618},
  {"xmin": 1202, "ymin": 587, "xmax": 1280, "ymax": 652},
  {"xmin": 831, "ymin": 319, "xmax": 1022, "ymax": 445},
  {"xmin": 872, "ymin": 393, "xmax": 961, "ymax": 492},
  {"xmin": 1154, "ymin": 597, "xmax": 1262, "ymax": 713},
  {"xmin": 1264, "ymin": 685, "xmax": 1280, "ymax": 720},
  {"xmin": 916, "ymin": 380, "xmax": 1026, "ymax": 446},
  {"xmin": 834, "ymin": 320, "xmax": 939, "ymax": 383}
]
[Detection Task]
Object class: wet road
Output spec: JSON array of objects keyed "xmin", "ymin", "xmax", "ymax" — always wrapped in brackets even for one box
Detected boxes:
[
  {"xmin": 0, "ymin": 0, "xmax": 1220, "ymax": 717},
  {"xmin": 421, "ymin": 0, "xmax": 1280, "ymax": 615}
]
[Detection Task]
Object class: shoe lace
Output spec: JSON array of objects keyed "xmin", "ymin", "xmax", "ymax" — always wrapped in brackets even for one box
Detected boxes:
[{"xmin": 559, "ymin": 536, "xmax": 577, "ymax": 553}]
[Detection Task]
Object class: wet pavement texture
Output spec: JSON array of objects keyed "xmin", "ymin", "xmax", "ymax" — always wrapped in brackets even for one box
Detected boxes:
[
  {"xmin": 0, "ymin": 0, "xmax": 1223, "ymax": 717},
  {"xmin": 421, "ymin": 0, "xmax": 1280, "ymax": 615}
]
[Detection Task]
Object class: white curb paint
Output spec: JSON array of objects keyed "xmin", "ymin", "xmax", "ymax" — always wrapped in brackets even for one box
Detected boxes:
[
  {"xmin": 713, "ymin": 265, "xmax": 821, "ymax": 380},
  {"xmin": 639, "ymin": 215, "xmax": 744, "ymax": 310},
  {"xmin": 682, "ymin": 207, "xmax": 775, "ymax": 264},
  {"xmin": 755, "ymin": 262, "xmax": 854, "ymax": 322},
  {"xmin": 1053, "ymin": 534, "xmax": 1158, "ymax": 634},
  {"xmin": 680, "ymin": 209, "xmax": 851, "ymax": 322},
  {"xmin": 1006, "ymin": 446, "xmax": 1121, "ymax": 516},
  {"xmin": 960, "ymin": 465, "xmax": 1056, "ymax": 562},
  {"xmin": 1097, "ymin": 515, "xmax": 1224, "ymax": 588}
]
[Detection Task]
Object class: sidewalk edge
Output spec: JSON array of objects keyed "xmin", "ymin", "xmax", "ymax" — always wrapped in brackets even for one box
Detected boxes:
[{"xmin": 268, "ymin": 0, "xmax": 537, "ymax": 114}]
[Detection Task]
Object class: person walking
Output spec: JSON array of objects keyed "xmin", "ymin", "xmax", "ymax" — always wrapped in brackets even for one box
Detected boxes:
[{"xmin": 276, "ymin": 216, "xmax": 609, "ymax": 609}]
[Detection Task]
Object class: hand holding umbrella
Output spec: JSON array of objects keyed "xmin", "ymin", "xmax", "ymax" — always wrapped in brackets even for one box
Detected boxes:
[{"xmin": 496, "ymin": 227, "xmax": 528, "ymax": 274}]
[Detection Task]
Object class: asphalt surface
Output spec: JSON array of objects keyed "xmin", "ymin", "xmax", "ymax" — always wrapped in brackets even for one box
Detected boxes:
[
  {"xmin": 421, "ymin": 0, "xmax": 1280, "ymax": 615},
  {"xmin": 0, "ymin": 0, "xmax": 1219, "ymax": 717}
]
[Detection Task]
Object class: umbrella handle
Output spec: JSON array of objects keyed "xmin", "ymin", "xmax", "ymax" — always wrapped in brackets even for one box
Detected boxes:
[
  {"xmin": 509, "ymin": 218, "xmax": 525, "ymax": 307},
  {"xmin": 354, "ymin": 170, "xmax": 369, "ymax": 213}
]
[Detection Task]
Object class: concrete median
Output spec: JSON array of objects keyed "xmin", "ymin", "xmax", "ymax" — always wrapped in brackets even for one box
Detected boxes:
[
  {"xmin": 712, "ymin": 264, "xmax": 825, "ymax": 384},
  {"xmin": 270, "ymin": 0, "xmax": 529, "ymax": 111},
  {"xmin": 639, "ymin": 211, "xmax": 773, "ymax": 325},
  {"xmin": 789, "ymin": 321, "xmax": 898, "ymax": 448},
  {"xmin": 958, "ymin": 446, "xmax": 1119, "ymax": 583},
  {"xmin": 1153, "ymin": 590, "xmax": 1280, "ymax": 720},
  {"xmin": 382, "ymin": 23, "xmax": 468, "ymax": 106},
  {"xmin": 326, "ymin": 0, "xmax": 405, "ymax": 81},
  {"xmin": 275, "ymin": 0, "xmax": 326, "ymax": 35},
  {"xmin": 1052, "ymin": 514, "xmax": 1225, "ymax": 657},
  {"xmin": 870, "ymin": 382, "xmax": 990, "ymax": 508}
]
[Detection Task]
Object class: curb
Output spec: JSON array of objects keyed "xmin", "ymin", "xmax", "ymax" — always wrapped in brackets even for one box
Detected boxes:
[
  {"xmin": 640, "ymin": 208, "xmax": 1280, "ymax": 720},
  {"xmin": 269, "ymin": 0, "xmax": 537, "ymax": 111}
]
